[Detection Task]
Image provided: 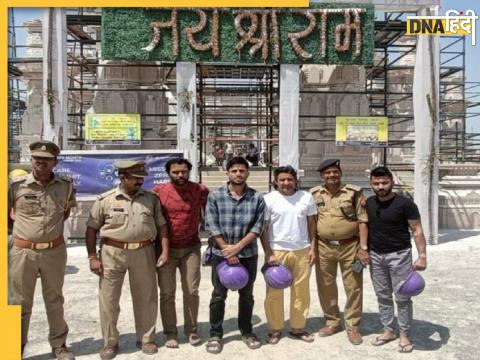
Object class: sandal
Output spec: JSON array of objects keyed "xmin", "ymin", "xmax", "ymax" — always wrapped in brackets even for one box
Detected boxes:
[
  {"xmin": 371, "ymin": 335, "xmax": 397, "ymax": 346},
  {"xmin": 398, "ymin": 343, "xmax": 415, "ymax": 353},
  {"xmin": 206, "ymin": 337, "xmax": 223, "ymax": 354},
  {"xmin": 289, "ymin": 330, "xmax": 314, "ymax": 343},
  {"xmin": 165, "ymin": 338, "xmax": 179, "ymax": 349},
  {"xmin": 242, "ymin": 334, "xmax": 262, "ymax": 349},
  {"xmin": 266, "ymin": 332, "xmax": 282, "ymax": 345},
  {"xmin": 189, "ymin": 333, "xmax": 202, "ymax": 346}
]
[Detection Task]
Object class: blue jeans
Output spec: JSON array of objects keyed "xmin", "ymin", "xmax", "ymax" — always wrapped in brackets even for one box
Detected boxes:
[{"xmin": 209, "ymin": 254, "xmax": 258, "ymax": 338}]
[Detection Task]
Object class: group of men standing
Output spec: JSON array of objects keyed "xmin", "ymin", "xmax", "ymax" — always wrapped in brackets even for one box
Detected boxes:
[{"xmin": 8, "ymin": 140, "xmax": 427, "ymax": 359}]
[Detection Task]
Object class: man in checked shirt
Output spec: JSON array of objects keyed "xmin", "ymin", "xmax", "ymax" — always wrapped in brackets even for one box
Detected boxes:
[{"xmin": 204, "ymin": 157, "xmax": 265, "ymax": 354}]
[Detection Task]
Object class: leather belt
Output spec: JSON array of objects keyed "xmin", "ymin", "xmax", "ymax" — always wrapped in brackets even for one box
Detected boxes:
[
  {"xmin": 103, "ymin": 237, "xmax": 152, "ymax": 250},
  {"xmin": 320, "ymin": 236, "xmax": 359, "ymax": 246},
  {"xmin": 13, "ymin": 235, "xmax": 64, "ymax": 250}
]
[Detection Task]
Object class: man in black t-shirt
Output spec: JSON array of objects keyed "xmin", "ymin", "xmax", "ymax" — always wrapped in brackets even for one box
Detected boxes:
[{"xmin": 366, "ymin": 166, "xmax": 427, "ymax": 353}]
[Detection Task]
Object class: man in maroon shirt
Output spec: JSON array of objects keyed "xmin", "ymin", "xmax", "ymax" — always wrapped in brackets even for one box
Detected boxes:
[{"xmin": 153, "ymin": 158, "xmax": 209, "ymax": 348}]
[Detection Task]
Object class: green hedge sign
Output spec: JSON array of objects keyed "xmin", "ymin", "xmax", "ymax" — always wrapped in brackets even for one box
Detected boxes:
[{"xmin": 102, "ymin": 4, "xmax": 374, "ymax": 65}]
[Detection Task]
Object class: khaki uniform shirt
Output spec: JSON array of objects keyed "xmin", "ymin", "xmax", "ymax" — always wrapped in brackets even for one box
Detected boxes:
[
  {"xmin": 86, "ymin": 186, "xmax": 166, "ymax": 242},
  {"xmin": 9, "ymin": 173, "xmax": 77, "ymax": 242},
  {"xmin": 310, "ymin": 183, "xmax": 368, "ymax": 241}
]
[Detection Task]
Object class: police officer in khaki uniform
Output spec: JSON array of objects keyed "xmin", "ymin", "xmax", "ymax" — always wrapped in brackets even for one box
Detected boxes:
[
  {"xmin": 310, "ymin": 159, "xmax": 369, "ymax": 345},
  {"xmin": 85, "ymin": 160, "xmax": 169, "ymax": 360},
  {"xmin": 8, "ymin": 141, "xmax": 76, "ymax": 360}
]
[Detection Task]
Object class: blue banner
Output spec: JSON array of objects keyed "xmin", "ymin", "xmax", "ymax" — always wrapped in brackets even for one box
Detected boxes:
[{"xmin": 55, "ymin": 150, "xmax": 184, "ymax": 197}]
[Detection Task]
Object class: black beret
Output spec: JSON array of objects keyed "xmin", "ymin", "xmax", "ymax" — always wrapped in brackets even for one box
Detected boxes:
[{"xmin": 317, "ymin": 159, "xmax": 341, "ymax": 172}]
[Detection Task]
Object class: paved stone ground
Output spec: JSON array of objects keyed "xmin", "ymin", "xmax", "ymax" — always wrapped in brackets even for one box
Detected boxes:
[{"xmin": 22, "ymin": 230, "xmax": 480, "ymax": 360}]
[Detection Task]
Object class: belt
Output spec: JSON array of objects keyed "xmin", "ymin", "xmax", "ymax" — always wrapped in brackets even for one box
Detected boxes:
[
  {"xmin": 13, "ymin": 235, "xmax": 64, "ymax": 250},
  {"xmin": 319, "ymin": 236, "xmax": 359, "ymax": 246},
  {"xmin": 103, "ymin": 237, "xmax": 152, "ymax": 250}
]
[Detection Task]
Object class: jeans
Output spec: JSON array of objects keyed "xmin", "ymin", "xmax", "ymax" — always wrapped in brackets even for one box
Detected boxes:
[
  {"xmin": 209, "ymin": 254, "xmax": 258, "ymax": 338},
  {"xmin": 369, "ymin": 248, "xmax": 413, "ymax": 337}
]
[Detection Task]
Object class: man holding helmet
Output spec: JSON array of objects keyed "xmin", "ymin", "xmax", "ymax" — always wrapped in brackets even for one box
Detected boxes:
[
  {"xmin": 261, "ymin": 166, "xmax": 317, "ymax": 344},
  {"xmin": 205, "ymin": 157, "xmax": 265, "ymax": 354},
  {"xmin": 366, "ymin": 166, "xmax": 427, "ymax": 353}
]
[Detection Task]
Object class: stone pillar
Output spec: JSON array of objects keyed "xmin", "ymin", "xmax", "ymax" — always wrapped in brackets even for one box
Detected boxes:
[
  {"xmin": 176, "ymin": 62, "xmax": 198, "ymax": 181},
  {"xmin": 42, "ymin": 8, "xmax": 68, "ymax": 148},
  {"xmin": 279, "ymin": 64, "xmax": 300, "ymax": 170},
  {"xmin": 413, "ymin": 7, "xmax": 440, "ymax": 244}
]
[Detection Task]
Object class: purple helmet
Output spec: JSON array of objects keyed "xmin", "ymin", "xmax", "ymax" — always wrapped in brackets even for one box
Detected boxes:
[
  {"xmin": 216, "ymin": 261, "xmax": 249, "ymax": 290},
  {"xmin": 261, "ymin": 264, "xmax": 293, "ymax": 289},
  {"xmin": 397, "ymin": 271, "xmax": 425, "ymax": 297}
]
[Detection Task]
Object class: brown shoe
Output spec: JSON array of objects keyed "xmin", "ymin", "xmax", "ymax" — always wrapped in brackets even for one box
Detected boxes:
[
  {"xmin": 136, "ymin": 341, "xmax": 158, "ymax": 355},
  {"xmin": 347, "ymin": 327, "xmax": 363, "ymax": 345},
  {"xmin": 52, "ymin": 345, "xmax": 74, "ymax": 360},
  {"xmin": 318, "ymin": 325, "xmax": 342, "ymax": 337},
  {"xmin": 99, "ymin": 345, "xmax": 118, "ymax": 360}
]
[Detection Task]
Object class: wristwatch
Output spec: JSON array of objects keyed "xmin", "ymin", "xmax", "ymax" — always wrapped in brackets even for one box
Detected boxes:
[{"xmin": 360, "ymin": 244, "xmax": 368, "ymax": 251}]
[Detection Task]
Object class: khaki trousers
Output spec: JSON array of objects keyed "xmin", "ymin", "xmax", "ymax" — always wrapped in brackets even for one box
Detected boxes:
[
  {"xmin": 9, "ymin": 244, "xmax": 69, "ymax": 348},
  {"xmin": 99, "ymin": 244, "xmax": 157, "ymax": 346},
  {"xmin": 315, "ymin": 240, "xmax": 362, "ymax": 329},
  {"xmin": 265, "ymin": 247, "xmax": 311, "ymax": 331},
  {"xmin": 157, "ymin": 244, "xmax": 201, "ymax": 338}
]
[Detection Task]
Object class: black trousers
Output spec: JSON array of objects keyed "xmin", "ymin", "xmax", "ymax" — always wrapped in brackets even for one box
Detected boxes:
[
  {"xmin": 209, "ymin": 254, "xmax": 258, "ymax": 338},
  {"xmin": 246, "ymin": 155, "xmax": 259, "ymax": 166}
]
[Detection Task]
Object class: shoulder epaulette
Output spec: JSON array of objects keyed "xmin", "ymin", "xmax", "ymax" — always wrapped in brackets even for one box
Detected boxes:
[
  {"xmin": 309, "ymin": 185, "xmax": 323, "ymax": 194},
  {"xmin": 10, "ymin": 175, "xmax": 28, "ymax": 184},
  {"xmin": 345, "ymin": 184, "xmax": 362, "ymax": 192},
  {"xmin": 97, "ymin": 188, "xmax": 116, "ymax": 200}
]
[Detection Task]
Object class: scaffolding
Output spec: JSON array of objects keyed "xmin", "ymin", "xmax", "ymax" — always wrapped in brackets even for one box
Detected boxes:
[
  {"xmin": 196, "ymin": 64, "xmax": 279, "ymax": 168},
  {"xmin": 299, "ymin": 10, "xmax": 480, "ymax": 168},
  {"xmin": 439, "ymin": 35, "xmax": 480, "ymax": 162},
  {"xmin": 65, "ymin": 9, "xmax": 179, "ymax": 149},
  {"xmin": 366, "ymin": 12, "xmax": 417, "ymax": 165},
  {"xmin": 7, "ymin": 7, "xmax": 480, "ymax": 167},
  {"xmin": 7, "ymin": 8, "xmax": 27, "ymax": 163}
]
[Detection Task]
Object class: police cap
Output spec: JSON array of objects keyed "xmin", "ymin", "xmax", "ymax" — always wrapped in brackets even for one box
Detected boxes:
[
  {"xmin": 29, "ymin": 140, "xmax": 60, "ymax": 158},
  {"xmin": 115, "ymin": 160, "xmax": 148, "ymax": 178}
]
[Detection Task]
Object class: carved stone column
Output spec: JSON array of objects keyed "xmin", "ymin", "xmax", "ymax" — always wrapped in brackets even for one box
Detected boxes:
[{"xmin": 176, "ymin": 62, "xmax": 198, "ymax": 181}]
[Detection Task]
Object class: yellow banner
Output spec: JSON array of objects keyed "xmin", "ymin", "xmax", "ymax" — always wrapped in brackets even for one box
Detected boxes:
[
  {"xmin": 336, "ymin": 116, "xmax": 388, "ymax": 146},
  {"xmin": 85, "ymin": 114, "xmax": 141, "ymax": 144}
]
